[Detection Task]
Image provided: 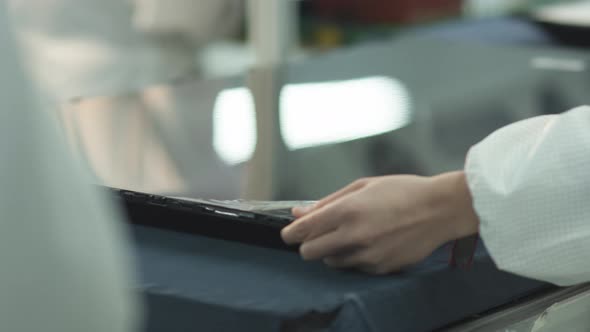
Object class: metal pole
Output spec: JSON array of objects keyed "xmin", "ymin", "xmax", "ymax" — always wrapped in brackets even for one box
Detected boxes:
[{"xmin": 241, "ymin": 0, "xmax": 298, "ymax": 200}]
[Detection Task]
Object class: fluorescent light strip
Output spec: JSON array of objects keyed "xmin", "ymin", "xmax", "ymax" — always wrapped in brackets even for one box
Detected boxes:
[
  {"xmin": 212, "ymin": 76, "xmax": 412, "ymax": 165},
  {"xmin": 280, "ymin": 76, "xmax": 412, "ymax": 149},
  {"xmin": 213, "ymin": 87, "xmax": 256, "ymax": 165}
]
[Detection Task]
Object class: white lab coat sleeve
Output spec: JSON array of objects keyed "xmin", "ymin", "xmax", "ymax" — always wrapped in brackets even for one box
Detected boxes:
[
  {"xmin": 465, "ymin": 105, "xmax": 590, "ymax": 286},
  {"xmin": 0, "ymin": 3, "xmax": 139, "ymax": 332},
  {"xmin": 132, "ymin": 0, "xmax": 242, "ymax": 45}
]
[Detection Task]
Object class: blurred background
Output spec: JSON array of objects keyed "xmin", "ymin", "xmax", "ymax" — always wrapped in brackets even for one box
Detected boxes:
[{"xmin": 9, "ymin": 0, "xmax": 590, "ymax": 200}]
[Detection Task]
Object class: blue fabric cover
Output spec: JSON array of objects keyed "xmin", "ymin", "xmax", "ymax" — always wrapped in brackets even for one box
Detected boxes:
[{"xmin": 132, "ymin": 226, "xmax": 547, "ymax": 332}]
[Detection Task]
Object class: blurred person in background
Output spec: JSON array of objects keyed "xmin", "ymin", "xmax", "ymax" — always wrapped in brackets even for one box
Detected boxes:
[
  {"xmin": 283, "ymin": 106, "xmax": 590, "ymax": 287},
  {"xmin": 0, "ymin": 2, "xmax": 138, "ymax": 331},
  {"xmin": 8, "ymin": 0, "xmax": 242, "ymax": 194}
]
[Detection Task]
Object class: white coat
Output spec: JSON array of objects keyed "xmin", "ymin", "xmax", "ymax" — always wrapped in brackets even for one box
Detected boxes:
[{"xmin": 466, "ymin": 106, "xmax": 590, "ymax": 286}]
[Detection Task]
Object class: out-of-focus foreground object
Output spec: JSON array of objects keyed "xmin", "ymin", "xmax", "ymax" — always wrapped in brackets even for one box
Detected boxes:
[
  {"xmin": 0, "ymin": 2, "xmax": 139, "ymax": 331},
  {"xmin": 8, "ymin": 0, "xmax": 242, "ymax": 195}
]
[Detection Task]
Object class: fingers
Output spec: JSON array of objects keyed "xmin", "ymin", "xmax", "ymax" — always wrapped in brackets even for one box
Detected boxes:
[
  {"xmin": 319, "ymin": 232, "xmax": 421, "ymax": 275},
  {"xmin": 291, "ymin": 178, "xmax": 370, "ymax": 218},
  {"xmin": 315, "ymin": 178, "xmax": 369, "ymax": 210},
  {"xmin": 282, "ymin": 199, "xmax": 351, "ymax": 245},
  {"xmin": 299, "ymin": 228, "xmax": 361, "ymax": 260},
  {"xmin": 285, "ymin": 179, "xmax": 370, "ymax": 242},
  {"xmin": 322, "ymin": 250, "xmax": 373, "ymax": 268},
  {"xmin": 323, "ymin": 248, "xmax": 409, "ymax": 275}
]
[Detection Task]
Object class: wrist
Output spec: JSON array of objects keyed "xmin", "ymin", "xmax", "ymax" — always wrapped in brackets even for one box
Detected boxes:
[{"xmin": 430, "ymin": 171, "xmax": 479, "ymax": 241}]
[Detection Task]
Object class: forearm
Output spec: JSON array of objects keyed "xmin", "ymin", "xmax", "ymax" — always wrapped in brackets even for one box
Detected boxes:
[{"xmin": 430, "ymin": 171, "xmax": 480, "ymax": 242}]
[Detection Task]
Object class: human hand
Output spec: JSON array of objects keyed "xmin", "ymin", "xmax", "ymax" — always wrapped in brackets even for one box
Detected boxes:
[{"xmin": 281, "ymin": 171, "xmax": 479, "ymax": 274}]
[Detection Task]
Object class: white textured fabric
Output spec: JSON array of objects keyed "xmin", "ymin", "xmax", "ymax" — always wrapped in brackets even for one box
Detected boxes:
[
  {"xmin": 132, "ymin": 0, "xmax": 242, "ymax": 45},
  {"xmin": 8, "ymin": 0, "xmax": 194, "ymax": 101},
  {"xmin": 8, "ymin": 0, "xmax": 241, "ymax": 102},
  {"xmin": 466, "ymin": 106, "xmax": 590, "ymax": 286},
  {"xmin": 0, "ymin": 3, "xmax": 138, "ymax": 332}
]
